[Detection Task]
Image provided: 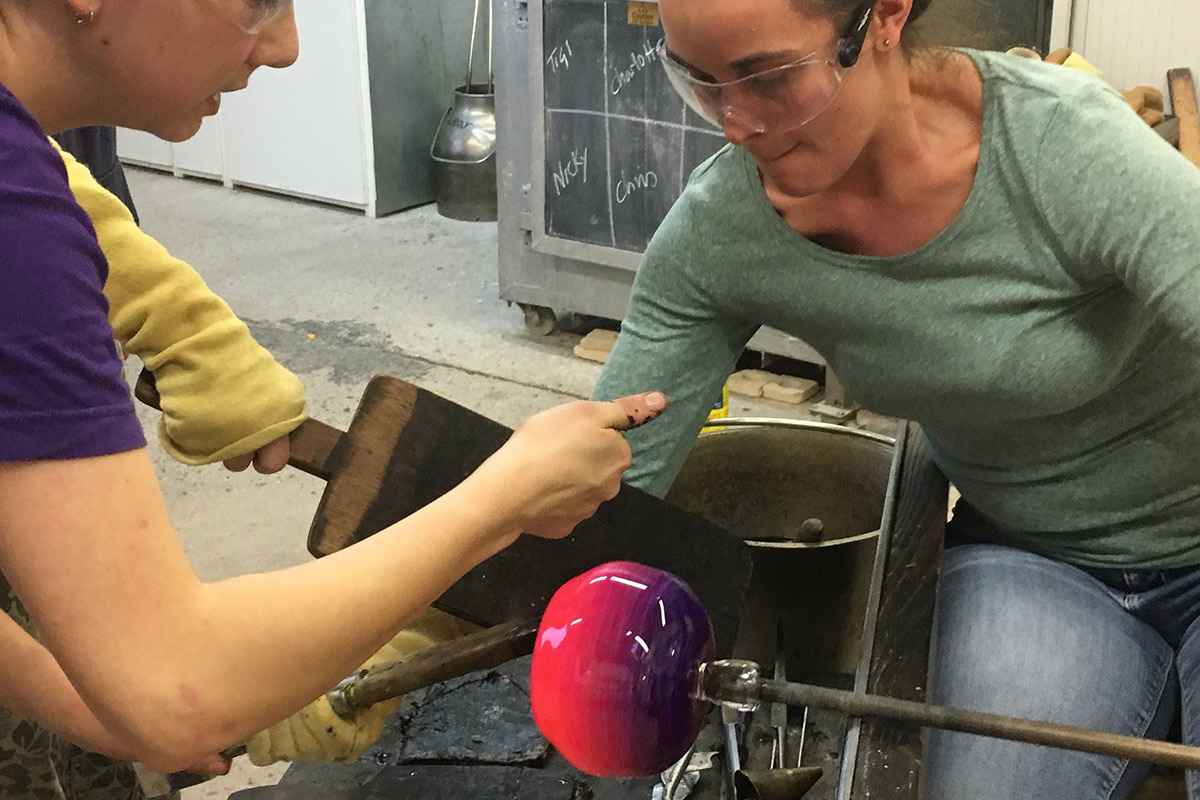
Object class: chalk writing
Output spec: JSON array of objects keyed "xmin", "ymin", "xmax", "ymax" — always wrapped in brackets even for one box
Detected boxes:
[
  {"xmin": 615, "ymin": 169, "xmax": 659, "ymax": 204},
  {"xmin": 552, "ymin": 147, "xmax": 589, "ymax": 197},
  {"xmin": 546, "ymin": 40, "xmax": 574, "ymax": 73},
  {"xmin": 611, "ymin": 37, "xmax": 663, "ymax": 95}
]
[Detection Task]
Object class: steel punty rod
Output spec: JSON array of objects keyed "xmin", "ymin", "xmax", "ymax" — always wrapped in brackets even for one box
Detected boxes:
[
  {"xmin": 328, "ymin": 617, "xmax": 540, "ymax": 717},
  {"xmin": 700, "ymin": 660, "xmax": 1200, "ymax": 771}
]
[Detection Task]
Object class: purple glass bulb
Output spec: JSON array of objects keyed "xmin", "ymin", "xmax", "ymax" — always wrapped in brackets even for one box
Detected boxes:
[{"xmin": 530, "ymin": 561, "xmax": 716, "ymax": 777}]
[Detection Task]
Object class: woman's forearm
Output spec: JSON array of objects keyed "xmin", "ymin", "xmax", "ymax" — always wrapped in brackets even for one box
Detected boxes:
[
  {"xmin": 0, "ymin": 395, "xmax": 654, "ymax": 771},
  {"xmin": 0, "ymin": 451, "xmax": 523, "ymax": 770},
  {"xmin": 0, "ymin": 612, "xmax": 135, "ymax": 760}
]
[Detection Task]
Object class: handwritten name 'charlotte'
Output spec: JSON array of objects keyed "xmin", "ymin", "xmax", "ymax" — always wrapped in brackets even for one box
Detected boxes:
[{"xmin": 611, "ymin": 38, "xmax": 664, "ymax": 96}]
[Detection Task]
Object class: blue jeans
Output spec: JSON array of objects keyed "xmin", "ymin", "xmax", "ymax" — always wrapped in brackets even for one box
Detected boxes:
[{"xmin": 925, "ymin": 540, "xmax": 1200, "ymax": 799}]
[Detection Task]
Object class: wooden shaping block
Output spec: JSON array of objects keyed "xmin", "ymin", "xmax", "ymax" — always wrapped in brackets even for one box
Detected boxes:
[
  {"xmin": 136, "ymin": 371, "xmax": 752, "ymax": 657},
  {"xmin": 307, "ymin": 375, "xmax": 752, "ymax": 657},
  {"xmin": 572, "ymin": 344, "xmax": 610, "ymax": 363},
  {"xmin": 580, "ymin": 328, "xmax": 619, "ymax": 352},
  {"xmin": 1168, "ymin": 68, "xmax": 1200, "ymax": 168},
  {"xmin": 728, "ymin": 369, "xmax": 774, "ymax": 398}
]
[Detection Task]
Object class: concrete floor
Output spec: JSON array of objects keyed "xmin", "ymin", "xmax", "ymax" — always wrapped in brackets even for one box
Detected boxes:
[{"xmin": 122, "ymin": 167, "xmax": 881, "ymax": 798}]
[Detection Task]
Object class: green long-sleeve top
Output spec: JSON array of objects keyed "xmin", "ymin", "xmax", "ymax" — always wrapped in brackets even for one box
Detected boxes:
[{"xmin": 593, "ymin": 49, "xmax": 1200, "ymax": 569}]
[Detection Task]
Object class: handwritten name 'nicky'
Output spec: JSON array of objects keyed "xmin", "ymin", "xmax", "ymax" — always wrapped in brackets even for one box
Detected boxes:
[{"xmin": 552, "ymin": 147, "xmax": 589, "ymax": 197}]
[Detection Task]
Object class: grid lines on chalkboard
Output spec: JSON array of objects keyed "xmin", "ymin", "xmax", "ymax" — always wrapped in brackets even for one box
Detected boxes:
[
  {"xmin": 602, "ymin": 1, "xmax": 615, "ymax": 247},
  {"xmin": 546, "ymin": 108, "xmax": 724, "ymax": 138},
  {"xmin": 541, "ymin": 0, "xmax": 729, "ymax": 254}
]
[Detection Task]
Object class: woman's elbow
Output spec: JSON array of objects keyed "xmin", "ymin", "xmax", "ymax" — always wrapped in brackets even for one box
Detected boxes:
[{"xmin": 112, "ymin": 687, "xmax": 244, "ymax": 772}]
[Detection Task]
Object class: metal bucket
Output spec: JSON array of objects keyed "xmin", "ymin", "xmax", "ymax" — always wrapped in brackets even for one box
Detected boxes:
[
  {"xmin": 664, "ymin": 419, "xmax": 895, "ymax": 679},
  {"xmin": 431, "ymin": 85, "xmax": 497, "ymax": 221}
]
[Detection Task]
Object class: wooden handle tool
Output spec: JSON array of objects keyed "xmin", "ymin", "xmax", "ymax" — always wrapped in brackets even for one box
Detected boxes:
[
  {"xmin": 135, "ymin": 368, "xmax": 342, "ymax": 480},
  {"xmin": 325, "ymin": 616, "xmax": 540, "ymax": 717},
  {"xmin": 134, "ymin": 368, "xmax": 751, "ymax": 655}
]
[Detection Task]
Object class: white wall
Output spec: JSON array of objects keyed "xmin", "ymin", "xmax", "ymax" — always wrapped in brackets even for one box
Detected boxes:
[
  {"xmin": 118, "ymin": 1, "xmax": 372, "ymax": 213},
  {"xmin": 1069, "ymin": 0, "xmax": 1199, "ymax": 105}
]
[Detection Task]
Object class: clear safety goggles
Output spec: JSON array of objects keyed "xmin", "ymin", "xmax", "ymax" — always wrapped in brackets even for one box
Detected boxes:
[
  {"xmin": 658, "ymin": 2, "xmax": 873, "ymax": 134},
  {"xmin": 204, "ymin": 0, "xmax": 293, "ymax": 34}
]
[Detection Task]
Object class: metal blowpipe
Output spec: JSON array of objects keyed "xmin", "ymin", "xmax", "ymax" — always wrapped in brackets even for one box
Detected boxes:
[{"xmin": 699, "ymin": 660, "xmax": 1200, "ymax": 771}]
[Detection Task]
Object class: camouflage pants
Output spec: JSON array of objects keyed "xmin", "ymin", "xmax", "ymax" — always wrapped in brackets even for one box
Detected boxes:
[{"xmin": 0, "ymin": 573, "xmax": 172, "ymax": 800}]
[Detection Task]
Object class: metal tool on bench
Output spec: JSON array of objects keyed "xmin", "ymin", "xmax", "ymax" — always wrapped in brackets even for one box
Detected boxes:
[
  {"xmin": 700, "ymin": 659, "xmax": 1200, "ymax": 771},
  {"xmin": 770, "ymin": 633, "xmax": 790, "ymax": 770},
  {"xmin": 734, "ymin": 767, "xmax": 823, "ymax": 800}
]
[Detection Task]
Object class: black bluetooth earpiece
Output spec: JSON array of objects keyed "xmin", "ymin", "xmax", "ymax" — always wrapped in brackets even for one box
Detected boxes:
[{"xmin": 836, "ymin": 2, "xmax": 876, "ymax": 68}]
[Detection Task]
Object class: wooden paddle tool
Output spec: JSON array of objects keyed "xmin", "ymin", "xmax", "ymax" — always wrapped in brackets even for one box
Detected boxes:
[
  {"xmin": 1168, "ymin": 67, "xmax": 1199, "ymax": 168},
  {"xmin": 135, "ymin": 369, "xmax": 751, "ymax": 656}
]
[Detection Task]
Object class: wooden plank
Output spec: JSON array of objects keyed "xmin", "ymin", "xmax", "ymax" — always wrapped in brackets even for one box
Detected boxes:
[
  {"xmin": 848, "ymin": 422, "xmax": 949, "ymax": 799},
  {"xmin": 308, "ymin": 375, "xmax": 753, "ymax": 658},
  {"xmin": 1168, "ymin": 68, "xmax": 1200, "ymax": 168},
  {"xmin": 136, "ymin": 370, "xmax": 752, "ymax": 658}
]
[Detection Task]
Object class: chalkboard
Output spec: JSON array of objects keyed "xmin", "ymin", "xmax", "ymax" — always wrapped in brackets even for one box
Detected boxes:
[
  {"xmin": 541, "ymin": 0, "xmax": 726, "ymax": 253},
  {"xmin": 537, "ymin": 0, "xmax": 1050, "ymax": 255}
]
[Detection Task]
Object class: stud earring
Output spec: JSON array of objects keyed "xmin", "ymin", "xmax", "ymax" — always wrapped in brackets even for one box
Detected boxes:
[
  {"xmin": 884, "ymin": 37, "xmax": 891, "ymax": 46},
  {"xmin": 75, "ymin": 7, "xmax": 98, "ymax": 25}
]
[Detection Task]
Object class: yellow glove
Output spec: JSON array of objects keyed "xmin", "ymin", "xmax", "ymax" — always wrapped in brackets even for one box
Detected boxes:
[
  {"xmin": 246, "ymin": 609, "xmax": 479, "ymax": 766},
  {"xmin": 56, "ymin": 141, "xmax": 307, "ymax": 465}
]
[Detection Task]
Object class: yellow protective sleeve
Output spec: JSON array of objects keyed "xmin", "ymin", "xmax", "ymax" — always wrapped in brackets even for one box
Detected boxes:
[
  {"xmin": 246, "ymin": 610, "xmax": 480, "ymax": 766},
  {"xmin": 56, "ymin": 142, "xmax": 308, "ymax": 465}
]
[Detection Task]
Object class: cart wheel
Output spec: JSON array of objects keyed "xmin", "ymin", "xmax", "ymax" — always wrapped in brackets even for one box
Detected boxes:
[{"xmin": 521, "ymin": 304, "xmax": 558, "ymax": 336}]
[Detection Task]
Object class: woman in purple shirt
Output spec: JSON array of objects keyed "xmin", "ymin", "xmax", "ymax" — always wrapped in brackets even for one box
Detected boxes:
[{"xmin": 0, "ymin": 0, "xmax": 666, "ymax": 773}]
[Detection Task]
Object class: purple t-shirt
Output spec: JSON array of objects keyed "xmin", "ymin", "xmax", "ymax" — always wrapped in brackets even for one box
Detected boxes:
[{"xmin": 0, "ymin": 83, "xmax": 146, "ymax": 461}]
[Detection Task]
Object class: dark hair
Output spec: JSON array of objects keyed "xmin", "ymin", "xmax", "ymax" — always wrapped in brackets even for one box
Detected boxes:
[{"xmin": 794, "ymin": 0, "xmax": 935, "ymax": 44}]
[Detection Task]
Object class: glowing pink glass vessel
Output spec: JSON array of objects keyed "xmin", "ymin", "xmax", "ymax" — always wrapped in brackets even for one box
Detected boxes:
[{"xmin": 530, "ymin": 561, "xmax": 716, "ymax": 777}]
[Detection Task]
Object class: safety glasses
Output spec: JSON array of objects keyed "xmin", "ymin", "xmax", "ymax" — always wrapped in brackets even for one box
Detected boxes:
[
  {"xmin": 659, "ymin": 1, "xmax": 874, "ymax": 135},
  {"xmin": 203, "ymin": 0, "xmax": 293, "ymax": 35}
]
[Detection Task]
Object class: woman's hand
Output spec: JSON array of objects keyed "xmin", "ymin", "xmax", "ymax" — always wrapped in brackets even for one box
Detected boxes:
[
  {"xmin": 468, "ymin": 392, "xmax": 668, "ymax": 539},
  {"xmin": 223, "ymin": 435, "xmax": 290, "ymax": 474}
]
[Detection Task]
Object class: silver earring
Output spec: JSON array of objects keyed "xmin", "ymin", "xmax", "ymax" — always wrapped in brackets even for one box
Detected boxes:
[
  {"xmin": 75, "ymin": 9, "xmax": 97, "ymax": 25},
  {"xmin": 884, "ymin": 37, "xmax": 891, "ymax": 46}
]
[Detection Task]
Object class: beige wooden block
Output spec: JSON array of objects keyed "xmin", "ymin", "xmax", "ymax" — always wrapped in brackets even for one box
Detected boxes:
[
  {"xmin": 770, "ymin": 374, "xmax": 820, "ymax": 393},
  {"xmin": 762, "ymin": 383, "xmax": 815, "ymax": 404},
  {"xmin": 581, "ymin": 329, "xmax": 619, "ymax": 352},
  {"xmin": 573, "ymin": 344, "xmax": 610, "ymax": 364},
  {"xmin": 762, "ymin": 376, "xmax": 820, "ymax": 404},
  {"xmin": 728, "ymin": 369, "xmax": 773, "ymax": 397}
]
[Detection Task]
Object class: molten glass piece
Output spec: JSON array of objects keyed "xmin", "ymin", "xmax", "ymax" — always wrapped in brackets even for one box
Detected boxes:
[{"xmin": 530, "ymin": 561, "xmax": 716, "ymax": 777}]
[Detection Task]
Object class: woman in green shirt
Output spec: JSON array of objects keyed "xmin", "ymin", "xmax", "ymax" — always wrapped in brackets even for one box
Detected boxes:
[{"xmin": 593, "ymin": 0, "xmax": 1200, "ymax": 797}]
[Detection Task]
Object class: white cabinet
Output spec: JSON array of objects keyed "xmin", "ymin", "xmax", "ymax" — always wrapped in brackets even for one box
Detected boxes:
[
  {"xmin": 119, "ymin": 1, "xmax": 475, "ymax": 217},
  {"xmin": 219, "ymin": 1, "xmax": 371, "ymax": 207},
  {"xmin": 119, "ymin": 116, "xmax": 224, "ymax": 180},
  {"xmin": 117, "ymin": 128, "xmax": 174, "ymax": 169},
  {"xmin": 172, "ymin": 116, "xmax": 225, "ymax": 180}
]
